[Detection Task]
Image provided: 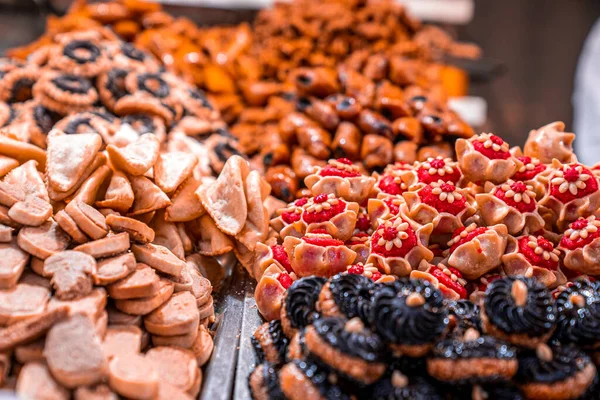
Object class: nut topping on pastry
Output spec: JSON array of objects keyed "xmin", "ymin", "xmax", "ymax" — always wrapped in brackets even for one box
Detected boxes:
[
  {"xmin": 495, "ymin": 181, "xmax": 536, "ymax": 212},
  {"xmin": 561, "ymin": 216, "xmax": 600, "ymax": 249},
  {"xmin": 416, "ymin": 157, "xmax": 461, "ymax": 184},
  {"xmin": 550, "ymin": 164, "xmax": 596, "ymax": 202},
  {"xmin": 513, "ymin": 156, "xmax": 546, "ymax": 181},
  {"xmin": 472, "ymin": 133, "xmax": 510, "ymax": 159}
]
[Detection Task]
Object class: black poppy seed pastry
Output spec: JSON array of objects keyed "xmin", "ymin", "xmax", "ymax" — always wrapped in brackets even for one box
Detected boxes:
[
  {"xmin": 482, "ymin": 277, "xmax": 557, "ymax": 348},
  {"xmin": 114, "ymin": 92, "xmax": 179, "ymax": 124},
  {"xmin": 389, "ymin": 355, "xmax": 428, "ymax": 378},
  {"xmin": 371, "ymin": 279, "xmax": 448, "ymax": 357},
  {"xmin": 33, "ymin": 72, "xmax": 98, "ymax": 115},
  {"xmin": 97, "ymin": 68, "xmax": 130, "ymax": 110},
  {"xmin": 280, "ymin": 276, "xmax": 326, "ymax": 339},
  {"xmin": 125, "ymin": 72, "xmax": 172, "ymax": 100},
  {"xmin": 553, "ymin": 280, "xmax": 600, "ymax": 349},
  {"xmin": 448, "ymin": 299, "xmax": 482, "ymax": 334},
  {"xmin": 304, "ymin": 317, "xmax": 387, "ymax": 385},
  {"xmin": 252, "ymin": 320, "xmax": 290, "ymax": 365},
  {"xmin": 317, "ymin": 273, "xmax": 375, "ymax": 323},
  {"xmin": 515, "ymin": 344, "xmax": 598, "ymax": 400},
  {"xmin": 249, "ymin": 362, "xmax": 287, "ymax": 400},
  {"xmin": 205, "ymin": 134, "xmax": 244, "ymax": 174},
  {"xmin": 0, "ymin": 66, "xmax": 40, "ymax": 103},
  {"xmin": 279, "ymin": 359, "xmax": 352, "ymax": 400},
  {"xmin": 54, "ymin": 111, "xmax": 114, "ymax": 140},
  {"xmin": 369, "ymin": 371, "xmax": 443, "ymax": 400},
  {"xmin": 427, "ymin": 328, "xmax": 518, "ymax": 384},
  {"xmin": 451, "ymin": 383, "xmax": 525, "ymax": 400},
  {"xmin": 49, "ymin": 39, "xmax": 109, "ymax": 78}
]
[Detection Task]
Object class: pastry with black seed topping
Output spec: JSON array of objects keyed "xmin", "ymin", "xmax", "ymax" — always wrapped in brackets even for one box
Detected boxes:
[
  {"xmin": 447, "ymin": 299, "xmax": 481, "ymax": 334},
  {"xmin": 249, "ymin": 362, "xmax": 287, "ymax": 400},
  {"xmin": 280, "ymin": 276, "xmax": 326, "ymax": 338},
  {"xmin": 553, "ymin": 279, "xmax": 600, "ymax": 349},
  {"xmin": 515, "ymin": 344, "xmax": 598, "ymax": 400},
  {"xmin": 303, "ymin": 317, "xmax": 387, "ymax": 385},
  {"xmin": 316, "ymin": 273, "xmax": 375, "ymax": 323},
  {"xmin": 279, "ymin": 359, "xmax": 353, "ymax": 400},
  {"xmin": 369, "ymin": 371, "xmax": 443, "ymax": 400},
  {"xmin": 452, "ymin": 383, "xmax": 524, "ymax": 400},
  {"xmin": 252, "ymin": 320, "xmax": 290, "ymax": 365},
  {"xmin": 371, "ymin": 279, "xmax": 448, "ymax": 357},
  {"xmin": 427, "ymin": 328, "xmax": 518, "ymax": 384},
  {"xmin": 481, "ymin": 277, "xmax": 557, "ymax": 348}
]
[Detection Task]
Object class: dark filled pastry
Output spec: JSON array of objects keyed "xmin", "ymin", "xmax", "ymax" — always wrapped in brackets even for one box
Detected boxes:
[
  {"xmin": 279, "ymin": 359, "xmax": 352, "ymax": 400},
  {"xmin": 515, "ymin": 344, "xmax": 598, "ymax": 400},
  {"xmin": 303, "ymin": 317, "xmax": 387, "ymax": 385},
  {"xmin": 317, "ymin": 273, "xmax": 376, "ymax": 323},
  {"xmin": 482, "ymin": 277, "xmax": 557, "ymax": 348},
  {"xmin": 553, "ymin": 280, "xmax": 600, "ymax": 349},
  {"xmin": 369, "ymin": 371, "xmax": 443, "ymax": 400},
  {"xmin": 280, "ymin": 277, "xmax": 327, "ymax": 338},
  {"xmin": 249, "ymin": 362, "xmax": 287, "ymax": 400},
  {"xmin": 252, "ymin": 320, "xmax": 290, "ymax": 365},
  {"xmin": 371, "ymin": 279, "xmax": 448, "ymax": 357},
  {"xmin": 447, "ymin": 299, "xmax": 482, "ymax": 334}
]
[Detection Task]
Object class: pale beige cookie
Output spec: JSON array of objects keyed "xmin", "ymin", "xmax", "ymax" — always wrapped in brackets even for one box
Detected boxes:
[
  {"xmin": 65, "ymin": 200, "xmax": 108, "ymax": 240},
  {"xmin": 45, "ymin": 314, "xmax": 107, "ymax": 388},
  {"xmin": 0, "ymin": 155, "xmax": 18, "ymax": 178},
  {"xmin": 168, "ymin": 265, "xmax": 193, "ymax": 293},
  {"xmin": 48, "ymin": 288, "xmax": 107, "ymax": 321},
  {"xmin": 153, "ymin": 152, "xmax": 197, "ymax": 194},
  {"xmin": 0, "ymin": 204, "xmax": 19, "ymax": 228},
  {"xmin": 107, "ymin": 263, "xmax": 159, "ymax": 299},
  {"xmin": 108, "ymin": 354, "xmax": 158, "ymax": 399},
  {"xmin": 54, "ymin": 209, "xmax": 89, "ymax": 244},
  {"xmin": 48, "ymin": 153, "xmax": 107, "ymax": 202},
  {"xmin": 236, "ymin": 170, "xmax": 270, "ymax": 251},
  {"xmin": 0, "ymin": 135, "xmax": 45, "ymax": 171},
  {"xmin": 106, "ymin": 214, "xmax": 154, "ymax": 243},
  {"xmin": 114, "ymin": 278, "xmax": 174, "ymax": 315},
  {"xmin": 43, "ymin": 250, "xmax": 97, "ymax": 300},
  {"xmin": 165, "ymin": 177, "xmax": 205, "ymax": 222},
  {"xmin": 146, "ymin": 346, "xmax": 198, "ymax": 392},
  {"xmin": 17, "ymin": 220, "xmax": 70, "ymax": 260},
  {"xmin": 144, "ymin": 291, "xmax": 199, "ymax": 336},
  {"xmin": 131, "ymin": 243, "xmax": 185, "ymax": 276},
  {"xmin": 151, "ymin": 328, "xmax": 198, "ymax": 349},
  {"xmin": 0, "ymin": 307, "xmax": 68, "ymax": 352},
  {"xmin": 0, "ymin": 224, "xmax": 12, "ymax": 242},
  {"xmin": 196, "ymin": 214, "xmax": 234, "ymax": 256},
  {"xmin": 16, "ymin": 361, "xmax": 69, "ymax": 400},
  {"xmin": 46, "ymin": 131, "xmax": 103, "ymax": 193},
  {"xmin": 93, "ymin": 253, "xmax": 136, "ymax": 286},
  {"xmin": 74, "ymin": 232, "xmax": 131, "ymax": 259},
  {"xmin": 0, "ymin": 283, "xmax": 50, "ymax": 325},
  {"xmin": 187, "ymin": 367, "xmax": 202, "ymax": 398},
  {"xmin": 198, "ymin": 297, "xmax": 214, "ymax": 320},
  {"xmin": 129, "ymin": 175, "xmax": 171, "ymax": 216},
  {"xmin": 95, "ymin": 171, "xmax": 134, "ymax": 213},
  {"xmin": 8, "ymin": 196, "xmax": 53, "ymax": 227},
  {"xmin": 0, "ymin": 160, "xmax": 48, "ymax": 207},
  {"xmin": 151, "ymin": 215, "xmax": 184, "ymax": 260},
  {"xmin": 18, "ymin": 269, "xmax": 51, "ymax": 289},
  {"xmin": 70, "ymin": 165, "xmax": 111, "ymax": 205},
  {"xmin": 106, "ymin": 134, "xmax": 160, "ymax": 176},
  {"xmin": 102, "ymin": 325, "xmax": 143, "ymax": 360},
  {"xmin": 30, "ymin": 257, "xmax": 45, "ymax": 276},
  {"xmin": 189, "ymin": 268, "xmax": 212, "ymax": 307},
  {"xmin": 74, "ymin": 384, "xmax": 119, "ymax": 400},
  {"xmin": 177, "ymin": 223, "xmax": 193, "ymax": 255},
  {"xmin": 95, "ymin": 310, "xmax": 108, "ymax": 339},
  {"xmin": 106, "ymin": 306, "xmax": 142, "ymax": 327},
  {"xmin": 0, "ymin": 239, "xmax": 29, "ymax": 288},
  {"xmin": 156, "ymin": 381, "xmax": 194, "ymax": 400},
  {"xmin": 191, "ymin": 325, "xmax": 214, "ymax": 367},
  {"xmin": 14, "ymin": 338, "xmax": 45, "ymax": 363}
]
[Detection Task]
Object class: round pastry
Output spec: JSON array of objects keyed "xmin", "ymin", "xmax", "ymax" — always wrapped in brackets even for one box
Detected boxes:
[
  {"xmin": 33, "ymin": 71, "xmax": 98, "ymax": 115},
  {"xmin": 481, "ymin": 277, "xmax": 557, "ymax": 348},
  {"xmin": 279, "ymin": 359, "xmax": 352, "ymax": 400},
  {"xmin": 303, "ymin": 317, "xmax": 387, "ymax": 385},
  {"xmin": 515, "ymin": 344, "xmax": 598, "ymax": 400},
  {"xmin": 427, "ymin": 328, "xmax": 518, "ymax": 384},
  {"xmin": 252, "ymin": 320, "xmax": 290, "ymax": 365},
  {"xmin": 280, "ymin": 276, "xmax": 326, "ymax": 338},
  {"xmin": 97, "ymin": 67, "xmax": 130, "ymax": 111},
  {"xmin": 448, "ymin": 299, "xmax": 481, "ymax": 334},
  {"xmin": 317, "ymin": 273, "xmax": 376, "ymax": 323},
  {"xmin": 248, "ymin": 362, "xmax": 286, "ymax": 400},
  {"xmin": 371, "ymin": 279, "xmax": 448, "ymax": 357},
  {"xmin": 369, "ymin": 371, "xmax": 443, "ymax": 400},
  {"xmin": 553, "ymin": 280, "xmax": 600, "ymax": 349},
  {"xmin": 49, "ymin": 38, "xmax": 109, "ymax": 78}
]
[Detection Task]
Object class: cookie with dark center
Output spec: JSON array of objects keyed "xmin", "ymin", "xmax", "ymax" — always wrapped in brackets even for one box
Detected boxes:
[
  {"xmin": 427, "ymin": 329, "xmax": 518, "ymax": 384},
  {"xmin": 52, "ymin": 74, "xmax": 94, "ymax": 95},
  {"xmin": 279, "ymin": 359, "xmax": 352, "ymax": 400},
  {"xmin": 135, "ymin": 73, "xmax": 171, "ymax": 99},
  {"xmin": 0, "ymin": 67, "xmax": 40, "ymax": 103},
  {"xmin": 515, "ymin": 344, "xmax": 598, "ymax": 400},
  {"xmin": 448, "ymin": 299, "xmax": 481, "ymax": 334},
  {"xmin": 121, "ymin": 43, "xmax": 148, "ymax": 62},
  {"xmin": 63, "ymin": 40, "xmax": 101, "ymax": 64},
  {"xmin": 369, "ymin": 372, "xmax": 443, "ymax": 400},
  {"xmin": 317, "ymin": 273, "xmax": 375, "ymax": 323},
  {"xmin": 252, "ymin": 320, "xmax": 289, "ymax": 365},
  {"xmin": 33, "ymin": 72, "xmax": 98, "ymax": 115},
  {"xmin": 481, "ymin": 277, "xmax": 557, "ymax": 348},
  {"xmin": 553, "ymin": 279, "xmax": 600, "ymax": 349},
  {"xmin": 280, "ymin": 276, "xmax": 326, "ymax": 338},
  {"xmin": 248, "ymin": 362, "xmax": 286, "ymax": 400},
  {"xmin": 371, "ymin": 279, "xmax": 448, "ymax": 357},
  {"xmin": 304, "ymin": 317, "xmax": 387, "ymax": 385},
  {"xmin": 98, "ymin": 68, "xmax": 130, "ymax": 110}
]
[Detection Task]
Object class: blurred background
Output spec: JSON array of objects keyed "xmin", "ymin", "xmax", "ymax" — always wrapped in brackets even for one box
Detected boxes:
[{"xmin": 1, "ymin": 0, "xmax": 599, "ymax": 147}]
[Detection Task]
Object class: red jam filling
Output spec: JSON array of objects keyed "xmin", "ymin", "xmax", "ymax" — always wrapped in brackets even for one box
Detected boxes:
[
  {"xmin": 280, "ymin": 198, "xmax": 308, "ymax": 224},
  {"xmin": 560, "ymin": 218, "xmax": 600, "ymax": 250},
  {"xmin": 518, "ymin": 236, "xmax": 558, "ymax": 271},
  {"xmin": 277, "ymin": 273, "xmax": 293, "ymax": 289},
  {"xmin": 476, "ymin": 274, "xmax": 502, "ymax": 292},
  {"xmin": 302, "ymin": 236, "xmax": 345, "ymax": 247},
  {"xmin": 550, "ymin": 166, "xmax": 598, "ymax": 204},
  {"xmin": 271, "ymin": 245, "xmax": 292, "ymax": 273},
  {"xmin": 371, "ymin": 221, "xmax": 418, "ymax": 258},
  {"xmin": 302, "ymin": 197, "xmax": 346, "ymax": 224},
  {"xmin": 383, "ymin": 197, "xmax": 402, "ymax": 215},
  {"xmin": 418, "ymin": 183, "xmax": 466, "ymax": 214},
  {"xmin": 347, "ymin": 264, "xmax": 364, "ymax": 274},
  {"xmin": 513, "ymin": 156, "xmax": 546, "ymax": 181},
  {"xmin": 429, "ymin": 266, "xmax": 467, "ymax": 299},
  {"xmin": 355, "ymin": 213, "xmax": 371, "ymax": 232},
  {"xmin": 346, "ymin": 232, "xmax": 369, "ymax": 246},
  {"xmin": 377, "ymin": 174, "xmax": 405, "ymax": 195},
  {"xmin": 449, "ymin": 226, "xmax": 489, "ymax": 253},
  {"xmin": 319, "ymin": 158, "xmax": 361, "ymax": 178},
  {"xmin": 472, "ymin": 135, "xmax": 511, "ymax": 160},
  {"xmin": 416, "ymin": 159, "xmax": 461, "ymax": 184},
  {"xmin": 371, "ymin": 271, "xmax": 382, "ymax": 281},
  {"xmin": 494, "ymin": 181, "xmax": 536, "ymax": 212}
]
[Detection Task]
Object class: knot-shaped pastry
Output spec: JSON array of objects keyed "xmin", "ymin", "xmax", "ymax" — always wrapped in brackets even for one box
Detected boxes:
[
  {"xmin": 523, "ymin": 121, "xmax": 576, "ymax": 164},
  {"xmin": 371, "ymin": 279, "xmax": 448, "ymax": 357},
  {"xmin": 456, "ymin": 133, "xmax": 520, "ymax": 184},
  {"xmin": 280, "ymin": 276, "xmax": 326, "ymax": 338},
  {"xmin": 366, "ymin": 215, "xmax": 433, "ymax": 276},
  {"xmin": 502, "ymin": 235, "xmax": 566, "ymax": 288},
  {"xmin": 481, "ymin": 277, "xmax": 556, "ymax": 348},
  {"xmin": 558, "ymin": 216, "xmax": 600, "ymax": 276},
  {"xmin": 304, "ymin": 158, "xmax": 375, "ymax": 203},
  {"xmin": 475, "ymin": 179, "xmax": 545, "ymax": 235},
  {"xmin": 410, "ymin": 261, "xmax": 468, "ymax": 300},
  {"xmin": 553, "ymin": 279, "xmax": 600, "ymax": 349},
  {"xmin": 317, "ymin": 272, "xmax": 376, "ymax": 322},
  {"xmin": 444, "ymin": 223, "xmax": 508, "ymax": 280}
]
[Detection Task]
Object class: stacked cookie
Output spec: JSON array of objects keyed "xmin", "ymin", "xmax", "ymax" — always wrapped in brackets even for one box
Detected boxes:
[{"xmin": 250, "ymin": 274, "xmax": 600, "ymax": 400}]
